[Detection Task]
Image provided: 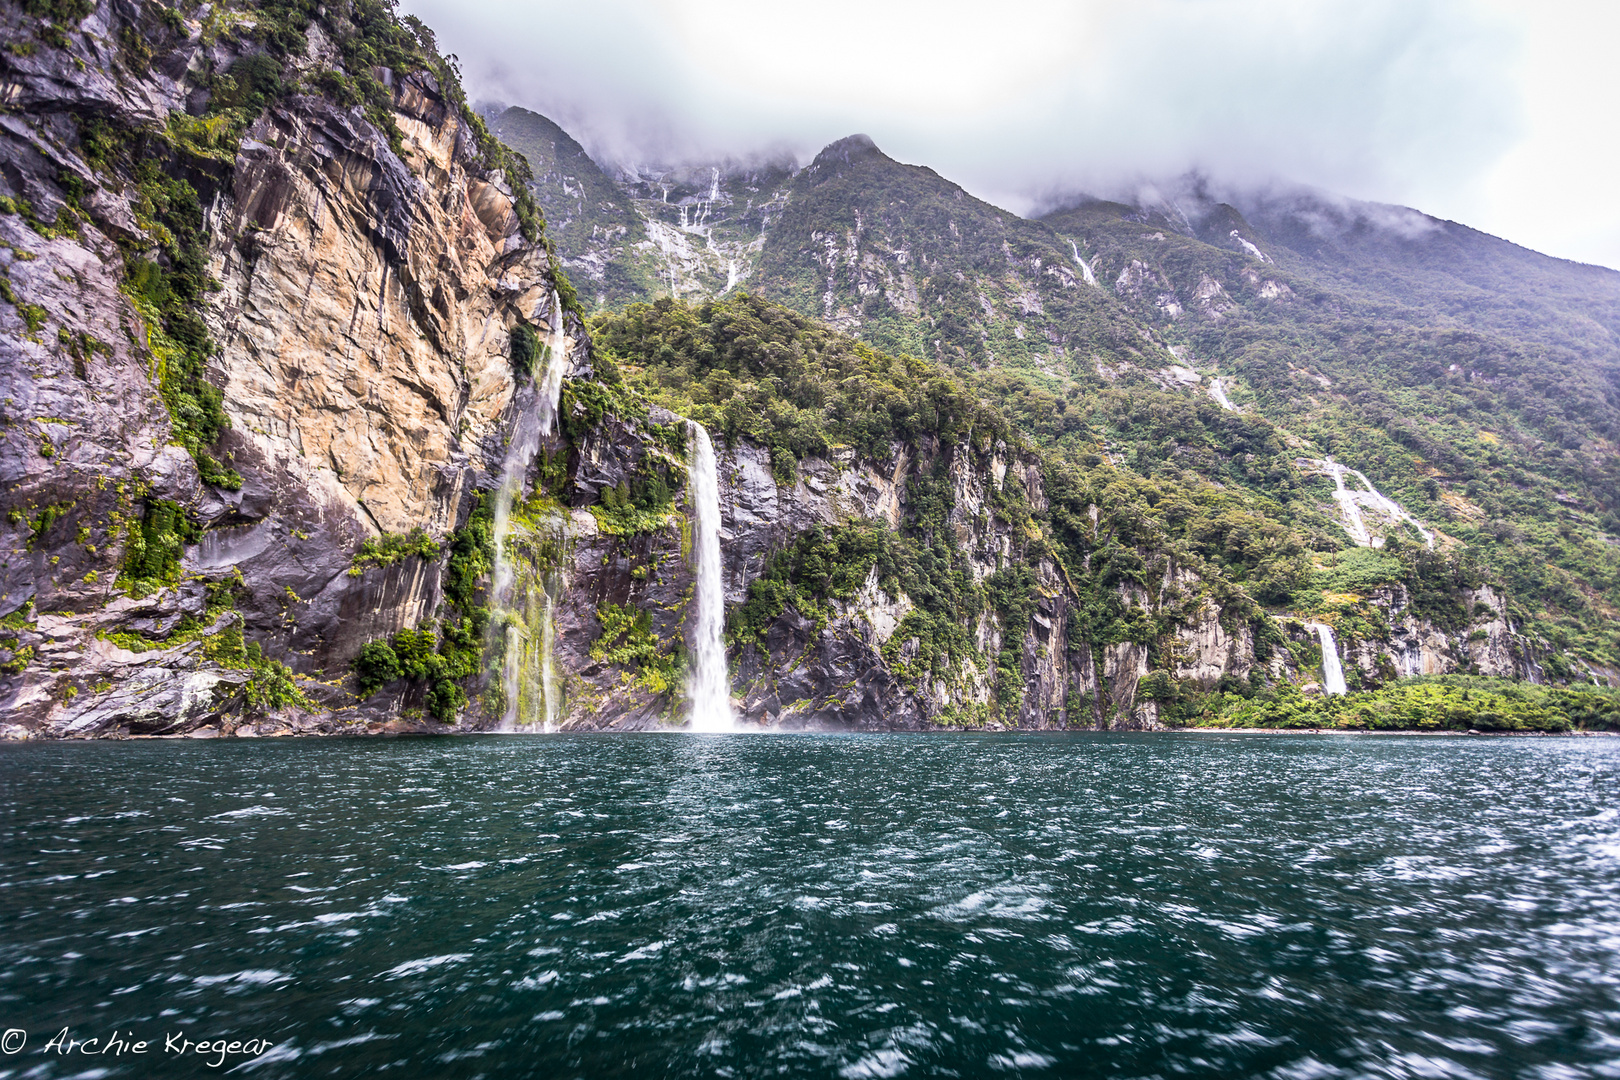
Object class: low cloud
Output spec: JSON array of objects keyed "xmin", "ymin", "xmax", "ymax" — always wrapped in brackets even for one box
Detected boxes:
[{"xmin": 397, "ymin": 0, "xmax": 1611, "ymax": 260}]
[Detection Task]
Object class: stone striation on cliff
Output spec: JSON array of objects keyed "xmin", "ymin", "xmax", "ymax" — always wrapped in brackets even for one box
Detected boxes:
[
  {"xmin": 0, "ymin": 2, "xmax": 1545, "ymax": 740},
  {"xmin": 0, "ymin": 0, "xmax": 580, "ymax": 737}
]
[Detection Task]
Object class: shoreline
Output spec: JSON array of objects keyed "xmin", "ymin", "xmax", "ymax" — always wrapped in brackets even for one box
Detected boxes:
[{"xmin": 4, "ymin": 725, "xmax": 1616, "ymax": 742}]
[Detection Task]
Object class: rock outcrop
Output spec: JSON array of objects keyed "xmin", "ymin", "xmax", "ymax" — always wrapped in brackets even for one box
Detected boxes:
[
  {"xmin": 0, "ymin": 1, "xmax": 1553, "ymax": 740},
  {"xmin": 0, "ymin": 0, "xmax": 578, "ymax": 737}
]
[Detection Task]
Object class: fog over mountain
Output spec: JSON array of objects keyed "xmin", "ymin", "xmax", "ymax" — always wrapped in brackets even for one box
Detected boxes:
[{"xmin": 400, "ymin": 0, "xmax": 1620, "ymax": 270}]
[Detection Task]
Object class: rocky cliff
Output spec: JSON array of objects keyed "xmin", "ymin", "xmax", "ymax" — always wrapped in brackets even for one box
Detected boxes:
[
  {"xmin": 0, "ymin": 1, "xmax": 1557, "ymax": 741},
  {"xmin": 0, "ymin": 0, "xmax": 582, "ymax": 737}
]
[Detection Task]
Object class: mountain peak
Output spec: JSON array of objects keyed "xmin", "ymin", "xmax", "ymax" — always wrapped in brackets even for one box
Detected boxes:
[{"xmin": 812, "ymin": 134, "xmax": 886, "ymax": 169}]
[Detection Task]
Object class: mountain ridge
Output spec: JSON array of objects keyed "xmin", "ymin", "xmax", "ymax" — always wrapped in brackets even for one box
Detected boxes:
[{"xmin": 507, "ymin": 115, "xmax": 1620, "ymax": 674}]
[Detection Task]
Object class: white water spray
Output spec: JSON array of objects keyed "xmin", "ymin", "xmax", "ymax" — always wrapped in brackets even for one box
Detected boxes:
[
  {"xmin": 1208, "ymin": 377, "xmax": 1237, "ymax": 412},
  {"xmin": 1318, "ymin": 457, "xmax": 1435, "ymax": 551},
  {"xmin": 1068, "ymin": 239, "xmax": 1099, "ymax": 288},
  {"xmin": 1325, "ymin": 458, "xmax": 1372, "ymax": 548},
  {"xmin": 491, "ymin": 293, "xmax": 569, "ymax": 731},
  {"xmin": 1309, "ymin": 622, "xmax": 1348, "ymax": 695},
  {"xmin": 537, "ymin": 295, "xmax": 568, "ymax": 437},
  {"xmin": 686, "ymin": 421, "xmax": 734, "ymax": 731}
]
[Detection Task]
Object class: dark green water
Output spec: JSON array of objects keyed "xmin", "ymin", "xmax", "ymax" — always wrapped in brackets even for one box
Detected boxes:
[{"xmin": 1, "ymin": 734, "xmax": 1617, "ymax": 1079}]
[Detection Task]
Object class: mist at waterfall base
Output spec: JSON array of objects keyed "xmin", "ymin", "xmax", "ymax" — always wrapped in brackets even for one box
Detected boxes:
[{"xmin": 5, "ymin": 736, "xmax": 1618, "ymax": 1078}]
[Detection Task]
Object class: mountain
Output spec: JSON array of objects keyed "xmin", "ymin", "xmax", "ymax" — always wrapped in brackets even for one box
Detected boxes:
[
  {"xmin": 487, "ymin": 106, "xmax": 795, "ymax": 308},
  {"xmin": 502, "ymin": 118, "xmax": 1620, "ymax": 677},
  {"xmin": 0, "ymin": 1, "xmax": 1614, "ymax": 740}
]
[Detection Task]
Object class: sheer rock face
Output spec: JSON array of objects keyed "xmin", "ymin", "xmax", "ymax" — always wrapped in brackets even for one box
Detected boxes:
[
  {"xmin": 197, "ymin": 80, "xmax": 566, "ymax": 683},
  {"xmin": 0, "ymin": 7, "xmax": 1543, "ymax": 738},
  {"xmin": 537, "ymin": 432, "xmax": 1216, "ymax": 732},
  {"xmin": 0, "ymin": 3, "xmax": 570, "ymax": 738}
]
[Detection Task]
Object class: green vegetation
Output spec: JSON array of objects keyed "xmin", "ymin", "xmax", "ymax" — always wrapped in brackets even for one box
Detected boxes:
[
  {"xmin": 123, "ymin": 165, "xmax": 241, "ymax": 489},
  {"xmin": 593, "ymin": 292, "xmax": 1016, "ymax": 477},
  {"xmin": 1184, "ymin": 676, "xmax": 1620, "ymax": 733},
  {"xmin": 590, "ymin": 602, "xmax": 681, "ymax": 694},
  {"xmin": 0, "ymin": 602, "xmax": 36, "ymax": 676},
  {"xmin": 510, "ymin": 323, "xmax": 540, "ymax": 380},
  {"xmin": 350, "ymin": 494, "xmax": 493, "ymax": 720},
  {"xmin": 349, "ymin": 527, "xmax": 440, "ymax": 575},
  {"xmin": 118, "ymin": 499, "xmax": 197, "ymax": 597}
]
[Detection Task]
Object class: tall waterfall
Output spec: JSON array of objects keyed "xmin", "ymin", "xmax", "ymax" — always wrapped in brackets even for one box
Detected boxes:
[
  {"xmin": 1068, "ymin": 239, "xmax": 1099, "ymax": 288},
  {"xmin": 536, "ymin": 296, "xmax": 568, "ymax": 437},
  {"xmin": 1310, "ymin": 622, "xmax": 1348, "ymax": 696},
  {"xmin": 685, "ymin": 421, "xmax": 734, "ymax": 731},
  {"xmin": 491, "ymin": 293, "xmax": 569, "ymax": 731}
]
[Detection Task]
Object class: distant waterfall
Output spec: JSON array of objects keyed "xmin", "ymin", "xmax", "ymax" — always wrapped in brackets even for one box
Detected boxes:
[
  {"xmin": 537, "ymin": 295, "xmax": 568, "ymax": 437},
  {"xmin": 491, "ymin": 292, "xmax": 569, "ymax": 731},
  {"xmin": 686, "ymin": 421, "xmax": 734, "ymax": 731},
  {"xmin": 1319, "ymin": 457, "xmax": 1435, "ymax": 551},
  {"xmin": 1324, "ymin": 458, "xmax": 1373, "ymax": 548},
  {"xmin": 1068, "ymin": 240, "xmax": 1099, "ymax": 288},
  {"xmin": 1310, "ymin": 623, "xmax": 1348, "ymax": 696}
]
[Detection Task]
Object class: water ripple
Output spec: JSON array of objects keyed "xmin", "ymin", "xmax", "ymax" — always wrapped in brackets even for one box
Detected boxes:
[{"xmin": 1, "ymin": 733, "xmax": 1617, "ymax": 1076}]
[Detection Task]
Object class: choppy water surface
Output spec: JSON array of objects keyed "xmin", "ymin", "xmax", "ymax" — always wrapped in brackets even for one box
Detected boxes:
[{"xmin": 2, "ymin": 734, "xmax": 1618, "ymax": 1078}]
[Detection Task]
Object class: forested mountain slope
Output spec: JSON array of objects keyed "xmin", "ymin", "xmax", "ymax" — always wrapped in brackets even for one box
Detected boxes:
[
  {"xmin": 513, "ymin": 119, "xmax": 1620, "ymax": 675},
  {"xmin": 1, "ymin": 0, "xmax": 1613, "ymax": 740}
]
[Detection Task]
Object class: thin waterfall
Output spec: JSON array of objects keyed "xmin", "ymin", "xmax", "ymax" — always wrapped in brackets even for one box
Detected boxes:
[
  {"xmin": 1068, "ymin": 239, "xmax": 1099, "ymax": 288},
  {"xmin": 1325, "ymin": 458, "xmax": 1372, "ymax": 548},
  {"xmin": 539, "ymin": 592, "xmax": 559, "ymax": 731},
  {"xmin": 1342, "ymin": 465, "xmax": 1437, "ymax": 550},
  {"xmin": 685, "ymin": 421, "xmax": 734, "ymax": 731},
  {"xmin": 1310, "ymin": 622, "xmax": 1348, "ymax": 696},
  {"xmin": 1319, "ymin": 457, "xmax": 1435, "ymax": 551},
  {"xmin": 491, "ymin": 292, "xmax": 568, "ymax": 730},
  {"xmin": 537, "ymin": 295, "xmax": 568, "ymax": 437}
]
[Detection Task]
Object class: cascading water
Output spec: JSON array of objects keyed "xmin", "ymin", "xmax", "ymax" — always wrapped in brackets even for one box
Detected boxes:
[
  {"xmin": 490, "ymin": 293, "xmax": 569, "ymax": 731},
  {"xmin": 1319, "ymin": 457, "xmax": 1435, "ymax": 551},
  {"xmin": 1068, "ymin": 239, "xmax": 1099, "ymax": 288},
  {"xmin": 685, "ymin": 421, "xmax": 734, "ymax": 731},
  {"xmin": 1310, "ymin": 622, "xmax": 1348, "ymax": 696},
  {"xmin": 1325, "ymin": 458, "xmax": 1373, "ymax": 548},
  {"xmin": 537, "ymin": 298, "xmax": 568, "ymax": 437}
]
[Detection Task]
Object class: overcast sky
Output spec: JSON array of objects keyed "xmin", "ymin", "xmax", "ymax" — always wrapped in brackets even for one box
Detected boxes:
[{"xmin": 400, "ymin": 0, "xmax": 1620, "ymax": 270}]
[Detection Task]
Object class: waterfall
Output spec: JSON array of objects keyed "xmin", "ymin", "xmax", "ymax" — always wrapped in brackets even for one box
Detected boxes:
[
  {"xmin": 1310, "ymin": 622, "xmax": 1348, "ymax": 696},
  {"xmin": 1319, "ymin": 457, "xmax": 1435, "ymax": 551},
  {"xmin": 539, "ymin": 592, "xmax": 559, "ymax": 730},
  {"xmin": 685, "ymin": 421, "xmax": 734, "ymax": 731},
  {"xmin": 1342, "ymin": 465, "xmax": 1437, "ymax": 550},
  {"xmin": 1209, "ymin": 377, "xmax": 1237, "ymax": 412},
  {"xmin": 537, "ymin": 294, "xmax": 568, "ymax": 437},
  {"xmin": 1324, "ymin": 458, "xmax": 1373, "ymax": 548},
  {"xmin": 490, "ymin": 292, "xmax": 569, "ymax": 731},
  {"xmin": 1068, "ymin": 239, "xmax": 1099, "ymax": 288}
]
